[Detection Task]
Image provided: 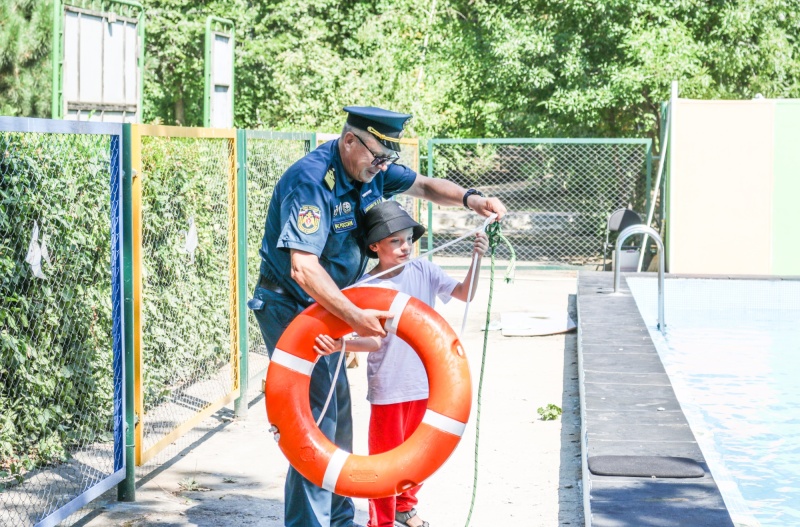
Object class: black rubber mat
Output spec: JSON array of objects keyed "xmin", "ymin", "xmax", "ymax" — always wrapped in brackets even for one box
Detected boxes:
[{"xmin": 588, "ymin": 455, "xmax": 704, "ymax": 478}]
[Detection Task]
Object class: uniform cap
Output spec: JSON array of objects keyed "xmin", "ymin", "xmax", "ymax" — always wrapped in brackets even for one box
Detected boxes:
[
  {"xmin": 344, "ymin": 106, "xmax": 412, "ymax": 152},
  {"xmin": 363, "ymin": 200, "xmax": 426, "ymax": 259}
]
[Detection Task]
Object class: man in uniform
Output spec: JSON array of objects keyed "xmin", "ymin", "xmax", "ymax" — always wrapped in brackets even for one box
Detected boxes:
[{"xmin": 249, "ymin": 106, "xmax": 506, "ymax": 527}]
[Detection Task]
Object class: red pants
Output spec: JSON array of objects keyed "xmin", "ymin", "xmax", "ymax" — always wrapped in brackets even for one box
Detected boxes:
[{"xmin": 367, "ymin": 399, "xmax": 428, "ymax": 527}]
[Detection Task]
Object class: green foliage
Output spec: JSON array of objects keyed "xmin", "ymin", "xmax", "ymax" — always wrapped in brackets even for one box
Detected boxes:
[
  {"xmin": 139, "ymin": 135, "xmax": 234, "ymax": 410},
  {"xmin": 0, "ymin": 0, "xmax": 53, "ymax": 117},
  {"xmin": 537, "ymin": 403, "xmax": 562, "ymax": 421},
  {"xmin": 3, "ymin": 0, "xmax": 800, "ymax": 141},
  {"xmin": 0, "ymin": 131, "xmax": 114, "ymax": 482}
]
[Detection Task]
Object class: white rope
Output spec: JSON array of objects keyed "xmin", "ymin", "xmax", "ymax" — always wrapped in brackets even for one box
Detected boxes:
[
  {"xmin": 460, "ymin": 252, "xmax": 480, "ymax": 339},
  {"xmin": 316, "ymin": 339, "xmax": 346, "ymax": 427}
]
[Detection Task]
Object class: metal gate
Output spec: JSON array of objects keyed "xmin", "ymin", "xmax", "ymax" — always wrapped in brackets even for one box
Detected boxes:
[{"xmin": 0, "ymin": 117, "xmax": 125, "ymax": 527}]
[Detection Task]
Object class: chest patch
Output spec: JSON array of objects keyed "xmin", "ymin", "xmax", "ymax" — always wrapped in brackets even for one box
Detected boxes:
[
  {"xmin": 298, "ymin": 205, "xmax": 321, "ymax": 234},
  {"xmin": 333, "ymin": 215, "xmax": 357, "ymax": 233}
]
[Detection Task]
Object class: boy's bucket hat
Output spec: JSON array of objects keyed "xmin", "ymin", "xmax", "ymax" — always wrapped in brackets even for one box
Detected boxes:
[{"xmin": 363, "ymin": 200, "xmax": 426, "ymax": 259}]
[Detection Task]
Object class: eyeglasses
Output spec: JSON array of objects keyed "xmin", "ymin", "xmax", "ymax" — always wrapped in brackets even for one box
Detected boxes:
[{"xmin": 353, "ymin": 134, "xmax": 400, "ymax": 166}]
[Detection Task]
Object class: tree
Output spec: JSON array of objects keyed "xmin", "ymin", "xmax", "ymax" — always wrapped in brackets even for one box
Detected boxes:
[
  {"xmin": 1, "ymin": 0, "xmax": 799, "ymax": 142},
  {"xmin": 0, "ymin": 0, "xmax": 52, "ymax": 117}
]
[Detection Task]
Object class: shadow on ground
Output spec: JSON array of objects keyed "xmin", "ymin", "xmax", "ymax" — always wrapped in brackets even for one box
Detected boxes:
[{"xmin": 558, "ymin": 294, "xmax": 585, "ymax": 526}]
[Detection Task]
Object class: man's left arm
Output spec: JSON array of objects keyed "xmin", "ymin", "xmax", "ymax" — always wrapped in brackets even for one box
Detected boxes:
[{"xmin": 403, "ymin": 174, "xmax": 507, "ymax": 220}]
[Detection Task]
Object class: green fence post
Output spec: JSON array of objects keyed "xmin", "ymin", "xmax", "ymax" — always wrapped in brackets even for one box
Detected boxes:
[
  {"xmin": 118, "ymin": 123, "xmax": 136, "ymax": 502},
  {"xmin": 234, "ymin": 129, "xmax": 249, "ymax": 418},
  {"xmin": 426, "ymin": 139, "xmax": 434, "ymax": 261},
  {"xmin": 204, "ymin": 16, "xmax": 235, "ymax": 128},
  {"xmin": 645, "ymin": 139, "xmax": 653, "ymax": 217},
  {"xmin": 51, "ymin": 0, "xmax": 62, "ymax": 119}
]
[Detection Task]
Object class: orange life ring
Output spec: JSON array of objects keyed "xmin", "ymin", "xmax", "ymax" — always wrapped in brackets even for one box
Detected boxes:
[{"xmin": 265, "ymin": 286, "xmax": 472, "ymax": 499}]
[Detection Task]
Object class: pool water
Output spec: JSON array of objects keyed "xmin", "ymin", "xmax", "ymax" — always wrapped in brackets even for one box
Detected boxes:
[{"xmin": 627, "ymin": 278, "xmax": 800, "ymax": 527}]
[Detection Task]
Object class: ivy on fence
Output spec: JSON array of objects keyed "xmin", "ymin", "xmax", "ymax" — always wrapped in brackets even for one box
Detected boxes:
[{"xmin": 0, "ymin": 132, "xmax": 114, "ymax": 487}]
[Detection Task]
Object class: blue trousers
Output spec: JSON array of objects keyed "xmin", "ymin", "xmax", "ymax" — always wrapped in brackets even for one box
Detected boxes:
[{"xmin": 249, "ymin": 286, "xmax": 356, "ymax": 527}]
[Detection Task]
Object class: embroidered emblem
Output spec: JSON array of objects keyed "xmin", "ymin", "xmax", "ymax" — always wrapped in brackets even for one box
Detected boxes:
[
  {"xmin": 298, "ymin": 205, "xmax": 321, "ymax": 234},
  {"xmin": 324, "ymin": 171, "xmax": 335, "ymax": 191}
]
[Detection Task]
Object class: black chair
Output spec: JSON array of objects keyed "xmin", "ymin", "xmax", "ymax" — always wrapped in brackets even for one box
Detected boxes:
[{"xmin": 602, "ymin": 208, "xmax": 643, "ymax": 271}]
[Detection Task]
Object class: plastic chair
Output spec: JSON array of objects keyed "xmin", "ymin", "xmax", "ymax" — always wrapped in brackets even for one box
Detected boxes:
[{"xmin": 602, "ymin": 208, "xmax": 643, "ymax": 271}]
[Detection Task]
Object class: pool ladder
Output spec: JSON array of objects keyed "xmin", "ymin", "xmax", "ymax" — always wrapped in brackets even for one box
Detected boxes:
[{"xmin": 613, "ymin": 225, "xmax": 666, "ymax": 331}]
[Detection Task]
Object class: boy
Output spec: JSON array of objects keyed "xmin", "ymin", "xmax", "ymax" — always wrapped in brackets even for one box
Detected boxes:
[{"xmin": 314, "ymin": 200, "xmax": 488, "ymax": 527}]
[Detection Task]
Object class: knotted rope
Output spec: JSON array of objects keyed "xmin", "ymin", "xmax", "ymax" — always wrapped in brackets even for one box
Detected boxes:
[{"xmin": 464, "ymin": 221, "xmax": 515, "ymax": 527}]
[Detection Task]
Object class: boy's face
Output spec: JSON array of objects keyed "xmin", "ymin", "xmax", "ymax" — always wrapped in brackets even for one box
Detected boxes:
[{"xmin": 370, "ymin": 227, "xmax": 415, "ymax": 266}]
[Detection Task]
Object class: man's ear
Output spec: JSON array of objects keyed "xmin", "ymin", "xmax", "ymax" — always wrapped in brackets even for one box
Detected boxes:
[
  {"xmin": 342, "ymin": 131, "xmax": 357, "ymax": 150},
  {"xmin": 369, "ymin": 242, "xmax": 379, "ymax": 254}
]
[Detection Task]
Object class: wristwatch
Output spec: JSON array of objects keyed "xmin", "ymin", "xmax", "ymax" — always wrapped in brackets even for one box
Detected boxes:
[{"xmin": 462, "ymin": 188, "xmax": 485, "ymax": 210}]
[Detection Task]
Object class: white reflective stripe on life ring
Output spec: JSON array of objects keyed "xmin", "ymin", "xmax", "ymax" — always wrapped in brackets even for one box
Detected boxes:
[
  {"xmin": 271, "ymin": 348, "xmax": 315, "ymax": 377},
  {"xmin": 322, "ymin": 448, "xmax": 350, "ymax": 492},
  {"xmin": 422, "ymin": 409, "xmax": 466, "ymax": 437},
  {"xmin": 384, "ymin": 292, "xmax": 411, "ymax": 334}
]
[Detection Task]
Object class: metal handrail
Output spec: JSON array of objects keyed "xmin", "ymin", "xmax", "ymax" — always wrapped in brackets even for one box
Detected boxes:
[{"xmin": 614, "ymin": 225, "xmax": 666, "ymax": 331}]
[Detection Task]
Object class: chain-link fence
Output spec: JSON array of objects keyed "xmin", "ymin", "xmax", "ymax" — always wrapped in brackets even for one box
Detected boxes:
[
  {"xmin": 131, "ymin": 125, "xmax": 239, "ymax": 471},
  {"xmin": 243, "ymin": 131, "xmax": 313, "ymax": 400},
  {"xmin": 424, "ymin": 139, "xmax": 652, "ymax": 268},
  {"xmin": 0, "ymin": 118, "xmax": 125, "ymax": 527}
]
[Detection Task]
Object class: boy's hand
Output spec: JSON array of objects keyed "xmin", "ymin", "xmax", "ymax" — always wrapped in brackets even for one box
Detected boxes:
[
  {"xmin": 314, "ymin": 334, "xmax": 342, "ymax": 356},
  {"xmin": 473, "ymin": 231, "xmax": 489, "ymax": 256}
]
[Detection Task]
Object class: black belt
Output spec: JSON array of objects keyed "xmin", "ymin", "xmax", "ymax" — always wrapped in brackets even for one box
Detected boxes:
[{"xmin": 258, "ymin": 274, "xmax": 287, "ymax": 295}]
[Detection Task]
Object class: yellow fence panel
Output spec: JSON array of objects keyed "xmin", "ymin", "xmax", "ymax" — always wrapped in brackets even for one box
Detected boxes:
[{"xmin": 130, "ymin": 124, "xmax": 239, "ymax": 466}]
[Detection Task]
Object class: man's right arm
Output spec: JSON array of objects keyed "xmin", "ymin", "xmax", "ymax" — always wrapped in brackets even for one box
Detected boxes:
[{"xmin": 290, "ymin": 249, "xmax": 391, "ymax": 338}]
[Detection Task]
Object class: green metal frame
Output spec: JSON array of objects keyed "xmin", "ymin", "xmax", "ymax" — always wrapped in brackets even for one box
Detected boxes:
[
  {"xmin": 427, "ymin": 138, "xmax": 652, "ymax": 145},
  {"xmin": 119, "ymin": 123, "xmax": 135, "ymax": 501},
  {"xmin": 203, "ymin": 16, "xmax": 235, "ymax": 128},
  {"xmin": 245, "ymin": 130, "xmax": 316, "ymax": 142},
  {"xmin": 51, "ymin": 0, "xmax": 145, "ymax": 121},
  {"xmin": 234, "ymin": 129, "xmax": 248, "ymax": 417},
  {"xmin": 664, "ymin": 91, "xmax": 675, "ymax": 271}
]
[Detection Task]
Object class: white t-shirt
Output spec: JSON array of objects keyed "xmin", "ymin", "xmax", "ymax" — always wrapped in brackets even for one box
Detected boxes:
[{"xmin": 360, "ymin": 259, "xmax": 459, "ymax": 405}]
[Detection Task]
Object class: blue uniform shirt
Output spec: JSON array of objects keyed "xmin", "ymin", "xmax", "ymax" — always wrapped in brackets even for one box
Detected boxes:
[{"xmin": 258, "ymin": 139, "xmax": 417, "ymax": 306}]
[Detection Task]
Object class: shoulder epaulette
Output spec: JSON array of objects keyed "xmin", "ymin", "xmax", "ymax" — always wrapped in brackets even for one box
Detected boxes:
[{"xmin": 324, "ymin": 169, "xmax": 335, "ymax": 191}]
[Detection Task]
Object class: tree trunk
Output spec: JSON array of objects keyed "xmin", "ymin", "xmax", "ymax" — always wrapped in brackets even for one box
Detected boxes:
[{"xmin": 174, "ymin": 97, "xmax": 185, "ymax": 126}]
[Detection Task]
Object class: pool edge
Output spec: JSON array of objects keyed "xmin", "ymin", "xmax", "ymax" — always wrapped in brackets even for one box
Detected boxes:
[{"xmin": 577, "ymin": 271, "xmax": 736, "ymax": 527}]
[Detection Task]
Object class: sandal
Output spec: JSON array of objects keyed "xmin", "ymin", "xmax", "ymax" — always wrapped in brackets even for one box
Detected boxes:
[{"xmin": 395, "ymin": 508, "xmax": 430, "ymax": 527}]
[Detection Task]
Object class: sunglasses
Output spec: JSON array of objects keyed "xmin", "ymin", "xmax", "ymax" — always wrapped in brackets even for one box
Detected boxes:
[{"xmin": 354, "ymin": 134, "xmax": 400, "ymax": 166}]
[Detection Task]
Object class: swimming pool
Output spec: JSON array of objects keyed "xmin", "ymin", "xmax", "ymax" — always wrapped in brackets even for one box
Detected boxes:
[{"xmin": 627, "ymin": 277, "xmax": 800, "ymax": 527}]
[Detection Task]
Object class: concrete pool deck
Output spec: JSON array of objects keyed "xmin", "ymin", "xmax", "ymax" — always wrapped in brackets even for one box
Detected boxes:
[
  {"xmin": 577, "ymin": 271, "xmax": 734, "ymax": 527},
  {"xmin": 73, "ymin": 270, "xmax": 584, "ymax": 527}
]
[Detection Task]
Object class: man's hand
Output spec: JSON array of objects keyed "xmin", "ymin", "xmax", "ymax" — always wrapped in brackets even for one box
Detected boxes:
[
  {"xmin": 346, "ymin": 309, "xmax": 393, "ymax": 338},
  {"xmin": 468, "ymin": 195, "xmax": 507, "ymax": 221}
]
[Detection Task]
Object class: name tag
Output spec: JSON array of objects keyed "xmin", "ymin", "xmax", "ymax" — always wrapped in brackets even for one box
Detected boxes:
[{"xmin": 333, "ymin": 216, "xmax": 356, "ymax": 233}]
